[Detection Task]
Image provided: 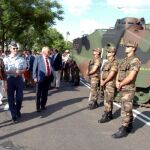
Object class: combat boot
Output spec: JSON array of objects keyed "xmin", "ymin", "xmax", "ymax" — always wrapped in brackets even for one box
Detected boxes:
[
  {"xmin": 112, "ymin": 126, "xmax": 128, "ymax": 139},
  {"xmin": 89, "ymin": 101, "xmax": 99, "ymax": 110},
  {"xmin": 98, "ymin": 111, "xmax": 113, "ymax": 123},
  {"xmin": 125, "ymin": 117, "xmax": 133, "ymax": 133},
  {"xmin": 126, "ymin": 122, "xmax": 133, "ymax": 133}
]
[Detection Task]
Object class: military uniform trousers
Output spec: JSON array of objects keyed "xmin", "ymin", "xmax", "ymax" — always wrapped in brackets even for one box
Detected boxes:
[
  {"xmin": 104, "ymin": 85, "xmax": 115, "ymax": 112},
  {"xmin": 7, "ymin": 76, "xmax": 24, "ymax": 119},
  {"xmin": 90, "ymin": 77, "xmax": 100, "ymax": 102},
  {"xmin": 120, "ymin": 90, "xmax": 134, "ymax": 127}
]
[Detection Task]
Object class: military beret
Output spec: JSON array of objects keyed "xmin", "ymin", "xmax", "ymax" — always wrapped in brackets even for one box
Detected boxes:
[
  {"xmin": 106, "ymin": 43, "xmax": 117, "ymax": 53},
  {"xmin": 93, "ymin": 48, "xmax": 101, "ymax": 54},
  {"xmin": 124, "ymin": 40, "xmax": 138, "ymax": 48}
]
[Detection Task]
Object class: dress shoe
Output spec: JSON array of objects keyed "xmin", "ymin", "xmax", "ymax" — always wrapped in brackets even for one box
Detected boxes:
[
  {"xmin": 41, "ymin": 106, "xmax": 46, "ymax": 110},
  {"xmin": 37, "ymin": 109, "xmax": 41, "ymax": 112},
  {"xmin": 112, "ymin": 126, "xmax": 128, "ymax": 139},
  {"xmin": 12, "ymin": 116, "xmax": 19, "ymax": 123}
]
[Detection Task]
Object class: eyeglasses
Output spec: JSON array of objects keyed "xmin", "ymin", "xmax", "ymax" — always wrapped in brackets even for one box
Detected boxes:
[
  {"xmin": 125, "ymin": 46, "xmax": 134, "ymax": 48},
  {"xmin": 13, "ymin": 48, "xmax": 18, "ymax": 50},
  {"xmin": 107, "ymin": 51, "xmax": 114, "ymax": 53}
]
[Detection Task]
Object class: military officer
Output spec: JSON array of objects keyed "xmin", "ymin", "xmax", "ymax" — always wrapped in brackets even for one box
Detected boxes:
[
  {"xmin": 4, "ymin": 42, "xmax": 27, "ymax": 123},
  {"xmin": 87, "ymin": 48, "xmax": 101, "ymax": 109},
  {"xmin": 112, "ymin": 41, "xmax": 141, "ymax": 138},
  {"xmin": 98, "ymin": 43, "xmax": 118, "ymax": 123}
]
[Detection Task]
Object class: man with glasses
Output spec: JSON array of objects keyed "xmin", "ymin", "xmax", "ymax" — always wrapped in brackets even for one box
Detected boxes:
[
  {"xmin": 4, "ymin": 42, "xmax": 27, "ymax": 123},
  {"xmin": 87, "ymin": 48, "xmax": 101, "ymax": 109},
  {"xmin": 98, "ymin": 43, "xmax": 118, "ymax": 123},
  {"xmin": 112, "ymin": 40, "xmax": 141, "ymax": 138}
]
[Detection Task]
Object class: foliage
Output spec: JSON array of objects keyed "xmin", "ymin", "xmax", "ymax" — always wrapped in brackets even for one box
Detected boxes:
[{"xmin": 0, "ymin": 0, "xmax": 65, "ymax": 51}]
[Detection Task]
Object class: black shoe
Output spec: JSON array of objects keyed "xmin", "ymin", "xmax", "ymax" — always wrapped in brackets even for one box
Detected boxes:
[
  {"xmin": 12, "ymin": 116, "xmax": 19, "ymax": 123},
  {"xmin": 112, "ymin": 126, "xmax": 128, "ymax": 139},
  {"xmin": 41, "ymin": 106, "xmax": 46, "ymax": 110},
  {"xmin": 37, "ymin": 108, "xmax": 41, "ymax": 112},
  {"xmin": 98, "ymin": 112, "xmax": 113, "ymax": 123}
]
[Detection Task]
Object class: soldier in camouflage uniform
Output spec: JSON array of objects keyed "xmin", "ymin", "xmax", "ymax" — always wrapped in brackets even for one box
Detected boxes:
[
  {"xmin": 98, "ymin": 44, "xmax": 118, "ymax": 123},
  {"xmin": 112, "ymin": 41, "xmax": 141, "ymax": 138},
  {"xmin": 87, "ymin": 48, "xmax": 101, "ymax": 109}
]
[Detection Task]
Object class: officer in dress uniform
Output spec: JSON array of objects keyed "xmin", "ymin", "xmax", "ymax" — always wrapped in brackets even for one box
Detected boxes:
[
  {"xmin": 112, "ymin": 40, "xmax": 141, "ymax": 138},
  {"xmin": 98, "ymin": 43, "xmax": 118, "ymax": 123},
  {"xmin": 4, "ymin": 42, "xmax": 27, "ymax": 123},
  {"xmin": 87, "ymin": 48, "xmax": 102, "ymax": 109}
]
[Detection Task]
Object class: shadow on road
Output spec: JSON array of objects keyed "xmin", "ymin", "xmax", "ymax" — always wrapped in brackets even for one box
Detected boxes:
[
  {"xmin": 0, "ymin": 106, "xmax": 88, "ymax": 140},
  {"xmin": 132, "ymin": 111, "xmax": 150, "ymax": 133}
]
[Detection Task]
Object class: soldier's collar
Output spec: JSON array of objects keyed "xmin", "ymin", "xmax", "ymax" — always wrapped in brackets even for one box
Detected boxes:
[
  {"xmin": 108, "ymin": 57, "xmax": 115, "ymax": 62},
  {"xmin": 126, "ymin": 54, "xmax": 135, "ymax": 60}
]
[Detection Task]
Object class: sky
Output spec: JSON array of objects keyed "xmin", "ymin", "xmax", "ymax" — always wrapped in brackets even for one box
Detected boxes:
[{"xmin": 55, "ymin": 0, "xmax": 150, "ymax": 41}]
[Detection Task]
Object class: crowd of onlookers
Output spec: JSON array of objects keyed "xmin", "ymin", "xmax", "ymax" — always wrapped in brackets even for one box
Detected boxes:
[{"xmin": 0, "ymin": 45, "xmax": 80, "ymax": 115}]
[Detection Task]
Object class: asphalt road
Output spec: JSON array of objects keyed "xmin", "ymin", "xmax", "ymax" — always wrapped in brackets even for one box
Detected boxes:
[{"xmin": 0, "ymin": 81, "xmax": 150, "ymax": 150}]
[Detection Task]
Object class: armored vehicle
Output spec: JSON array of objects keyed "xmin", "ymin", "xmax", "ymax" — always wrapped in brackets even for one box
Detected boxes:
[{"xmin": 73, "ymin": 17, "xmax": 150, "ymax": 105}]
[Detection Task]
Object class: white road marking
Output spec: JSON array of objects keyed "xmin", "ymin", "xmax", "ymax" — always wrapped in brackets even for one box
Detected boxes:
[{"xmin": 81, "ymin": 80, "xmax": 150, "ymax": 127}]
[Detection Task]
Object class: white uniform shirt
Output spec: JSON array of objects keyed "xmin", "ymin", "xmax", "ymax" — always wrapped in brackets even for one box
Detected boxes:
[{"xmin": 4, "ymin": 54, "xmax": 27, "ymax": 76}]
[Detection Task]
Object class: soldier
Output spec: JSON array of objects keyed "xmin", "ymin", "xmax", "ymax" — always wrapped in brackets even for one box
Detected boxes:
[
  {"xmin": 87, "ymin": 48, "xmax": 101, "ymax": 109},
  {"xmin": 112, "ymin": 41, "xmax": 141, "ymax": 138},
  {"xmin": 98, "ymin": 44, "xmax": 118, "ymax": 123}
]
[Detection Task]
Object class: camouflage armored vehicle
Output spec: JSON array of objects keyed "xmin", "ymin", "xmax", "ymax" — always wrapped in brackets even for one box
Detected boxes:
[{"xmin": 73, "ymin": 17, "xmax": 150, "ymax": 105}]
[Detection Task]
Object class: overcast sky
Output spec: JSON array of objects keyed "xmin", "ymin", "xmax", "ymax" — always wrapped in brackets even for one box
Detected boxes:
[{"xmin": 55, "ymin": 0, "xmax": 150, "ymax": 41}]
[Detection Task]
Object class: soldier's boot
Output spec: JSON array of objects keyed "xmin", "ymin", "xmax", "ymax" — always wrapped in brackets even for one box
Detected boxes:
[
  {"xmin": 89, "ymin": 101, "xmax": 99, "ymax": 110},
  {"xmin": 98, "ymin": 111, "xmax": 113, "ymax": 123},
  {"xmin": 112, "ymin": 126, "xmax": 128, "ymax": 139},
  {"xmin": 126, "ymin": 122, "xmax": 133, "ymax": 133},
  {"xmin": 126, "ymin": 118, "xmax": 133, "ymax": 133}
]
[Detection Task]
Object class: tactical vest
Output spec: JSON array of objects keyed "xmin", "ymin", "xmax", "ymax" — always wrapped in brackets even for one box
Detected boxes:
[{"xmin": 118, "ymin": 55, "xmax": 140, "ymax": 90}]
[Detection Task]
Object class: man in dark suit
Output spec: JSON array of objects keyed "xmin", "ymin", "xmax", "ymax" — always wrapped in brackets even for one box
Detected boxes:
[
  {"xmin": 51, "ymin": 49, "xmax": 62, "ymax": 88},
  {"xmin": 33, "ymin": 46, "xmax": 53, "ymax": 112}
]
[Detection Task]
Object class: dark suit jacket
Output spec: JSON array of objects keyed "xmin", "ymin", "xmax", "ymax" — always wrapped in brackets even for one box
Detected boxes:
[
  {"xmin": 0, "ymin": 58, "xmax": 6, "ymax": 80},
  {"xmin": 33, "ymin": 55, "xmax": 53, "ymax": 82},
  {"xmin": 52, "ymin": 53, "xmax": 62, "ymax": 71}
]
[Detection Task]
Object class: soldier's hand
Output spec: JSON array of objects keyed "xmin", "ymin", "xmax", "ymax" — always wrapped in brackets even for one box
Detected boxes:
[
  {"xmin": 86, "ymin": 70, "xmax": 89, "ymax": 76},
  {"xmin": 101, "ymin": 80, "xmax": 105, "ymax": 86},
  {"xmin": 116, "ymin": 81, "xmax": 120, "ymax": 89}
]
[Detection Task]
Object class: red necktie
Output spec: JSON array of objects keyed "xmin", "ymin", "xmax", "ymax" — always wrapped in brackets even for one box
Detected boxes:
[{"xmin": 45, "ymin": 58, "xmax": 51, "ymax": 76}]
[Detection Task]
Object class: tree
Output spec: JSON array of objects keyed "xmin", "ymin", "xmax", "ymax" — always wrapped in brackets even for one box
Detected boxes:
[{"xmin": 0, "ymin": 0, "xmax": 64, "ymax": 51}]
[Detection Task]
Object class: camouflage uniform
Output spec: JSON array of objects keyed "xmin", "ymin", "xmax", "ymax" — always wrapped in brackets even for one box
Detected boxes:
[
  {"xmin": 102, "ymin": 58, "xmax": 118, "ymax": 112},
  {"xmin": 118, "ymin": 55, "xmax": 141, "ymax": 127},
  {"xmin": 98, "ymin": 43, "xmax": 118, "ymax": 123},
  {"xmin": 89, "ymin": 54, "xmax": 101, "ymax": 104}
]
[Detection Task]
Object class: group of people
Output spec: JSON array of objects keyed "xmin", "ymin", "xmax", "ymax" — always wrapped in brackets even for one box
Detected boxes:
[
  {"xmin": 87, "ymin": 40, "xmax": 141, "ymax": 139},
  {"xmin": 0, "ymin": 39, "xmax": 140, "ymax": 139},
  {"xmin": 0, "ymin": 42, "xmax": 80, "ymax": 123}
]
